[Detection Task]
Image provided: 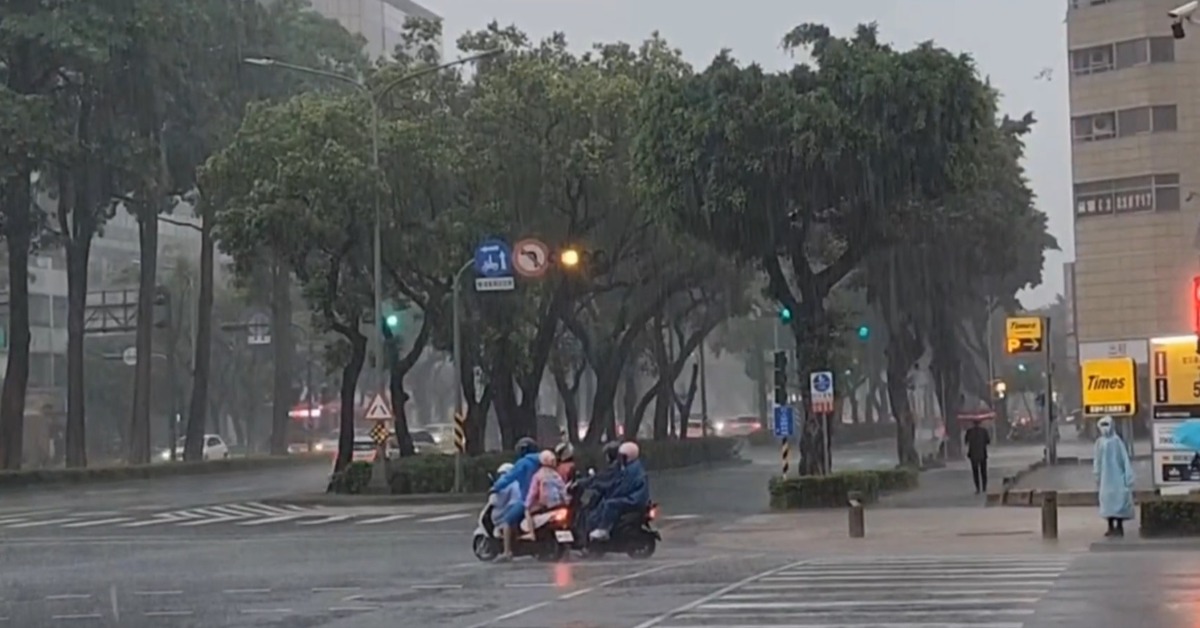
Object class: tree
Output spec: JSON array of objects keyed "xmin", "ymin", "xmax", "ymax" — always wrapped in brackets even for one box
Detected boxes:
[
  {"xmin": 205, "ymin": 93, "xmax": 380, "ymax": 471},
  {"xmin": 635, "ymin": 24, "xmax": 998, "ymax": 474}
]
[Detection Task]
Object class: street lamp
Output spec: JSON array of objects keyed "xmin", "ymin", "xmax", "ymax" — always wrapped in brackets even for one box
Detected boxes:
[
  {"xmin": 559, "ymin": 248, "xmax": 580, "ymax": 268},
  {"xmin": 243, "ymin": 48, "xmax": 502, "ymax": 400}
]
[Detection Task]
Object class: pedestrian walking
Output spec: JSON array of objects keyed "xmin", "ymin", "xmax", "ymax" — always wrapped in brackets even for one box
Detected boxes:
[
  {"xmin": 964, "ymin": 419, "xmax": 990, "ymax": 494},
  {"xmin": 1094, "ymin": 416, "xmax": 1134, "ymax": 537}
]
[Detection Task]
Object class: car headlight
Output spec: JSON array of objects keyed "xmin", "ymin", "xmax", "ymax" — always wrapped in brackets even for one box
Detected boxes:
[
  {"xmin": 714, "ymin": 422, "xmax": 725, "ymax": 433},
  {"xmin": 159, "ymin": 450, "xmax": 170, "ymax": 461}
]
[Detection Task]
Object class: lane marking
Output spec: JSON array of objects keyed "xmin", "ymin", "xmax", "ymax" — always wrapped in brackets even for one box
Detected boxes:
[
  {"xmin": 675, "ymin": 609, "xmax": 1035, "ymax": 620},
  {"xmin": 223, "ymin": 588, "xmax": 271, "ymax": 595},
  {"xmin": 505, "ymin": 583, "xmax": 554, "ymax": 588},
  {"xmin": 356, "ymin": 514, "xmax": 412, "ymax": 525},
  {"xmin": 631, "ymin": 558, "xmax": 811, "ymax": 628},
  {"xmin": 237, "ymin": 514, "xmax": 304, "ymax": 526},
  {"xmin": 468, "ymin": 556, "xmax": 726, "ymax": 628},
  {"xmin": 0, "ymin": 518, "xmax": 29, "ymax": 526},
  {"xmin": 413, "ymin": 584, "xmax": 462, "ymax": 590},
  {"xmin": 698, "ymin": 598, "xmax": 1041, "ymax": 610},
  {"xmin": 240, "ymin": 609, "xmax": 292, "ymax": 614},
  {"xmin": 143, "ymin": 610, "xmax": 193, "ymax": 617},
  {"xmin": 50, "ymin": 614, "xmax": 102, "ymax": 620},
  {"xmin": 45, "ymin": 594, "xmax": 92, "ymax": 601},
  {"xmin": 297, "ymin": 515, "xmax": 351, "ymax": 526},
  {"xmin": 329, "ymin": 606, "xmax": 376, "ymax": 612},
  {"xmin": 312, "ymin": 587, "xmax": 360, "ymax": 593},
  {"xmin": 419, "ymin": 513, "xmax": 470, "ymax": 523},
  {"xmin": 134, "ymin": 591, "xmax": 182, "ymax": 596},
  {"xmin": 8, "ymin": 518, "xmax": 81, "ymax": 529},
  {"xmin": 62, "ymin": 517, "xmax": 133, "ymax": 529}
]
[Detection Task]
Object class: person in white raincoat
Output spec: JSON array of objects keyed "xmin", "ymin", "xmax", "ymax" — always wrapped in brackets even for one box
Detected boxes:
[{"xmin": 1093, "ymin": 416, "xmax": 1134, "ymax": 537}]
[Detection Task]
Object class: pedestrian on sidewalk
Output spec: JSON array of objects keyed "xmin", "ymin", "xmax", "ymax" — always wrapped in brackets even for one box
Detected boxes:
[
  {"xmin": 965, "ymin": 419, "xmax": 990, "ymax": 494},
  {"xmin": 1094, "ymin": 416, "xmax": 1135, "ymax": 537}
]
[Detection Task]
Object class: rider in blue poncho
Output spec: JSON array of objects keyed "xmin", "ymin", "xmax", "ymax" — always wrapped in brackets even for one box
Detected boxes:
[
  {"xmin": 1093, "ymin": 416, "xmax": 1135, "ymax": 537},
  {"xmin": 588, "ymin": 441, "xmax": 650, "ymax": 541},
  {"xmin": 490, "ymin": 437, "xmax": 540, "ymax": 561}
]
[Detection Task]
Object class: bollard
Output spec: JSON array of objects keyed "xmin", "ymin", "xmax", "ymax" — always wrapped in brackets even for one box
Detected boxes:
[
  {"xmin": 847, "ymin": 491, "xmax": 865, "ymax": 538},
  {"xmin": 1041, "ymin": 490, "xmax": 1058, "ymax": 540}
]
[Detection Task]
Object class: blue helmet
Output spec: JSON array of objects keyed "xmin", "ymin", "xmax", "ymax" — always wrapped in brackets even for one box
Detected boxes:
[{"xmin": 514, "ymin": 437, "xmax": 538, "ymax": 457}]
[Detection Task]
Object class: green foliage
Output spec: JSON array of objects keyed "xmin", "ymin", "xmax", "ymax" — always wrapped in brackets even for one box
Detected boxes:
[
  {"xmin": 768, "ymin": 467, "xmax": 918, "ymax": 509},
  {"xmin": 1139, "ymin": 500, "xmax": 1200, "ymax": 538},
  {"xmin": 329, "ymin": 437, "xmax": 740, "ymax": 495}
]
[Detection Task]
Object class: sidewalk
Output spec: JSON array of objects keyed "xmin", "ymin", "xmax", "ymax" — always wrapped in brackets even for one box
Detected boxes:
[
  {"xmin": 1014, "ymin": 438, "xmax": 1153, "ymax": 492},
  {"xmin": 698, "ymin": 506, "xmax": 1101, "ymax": 556},
  {"xmin": 877, "ymin": 442, "xmax": 1051, "ymax": 508}
]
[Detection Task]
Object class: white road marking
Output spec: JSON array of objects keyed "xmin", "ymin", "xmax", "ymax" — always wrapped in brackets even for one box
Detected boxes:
[
  {"xmin": 62, "ymin": 517, "xmax": 133, "ymax": 529},
  {"xmin": 631, "ymin": 559, "xmax": 810, "ymax": 628},
  {"xmin": 662, "ymin": 514, "xmax": 701, "ymax": 521},
  {"xmin": 240, "ymin": 609, "xmax": 292, "ymax": 614},
  {"xmin": 237, "ymin": 514, "xmax": 304, "ymax": 526},
  {"xmin": 143, "ymin": 610, "xmax": 193, "ymax": 617},
  {"xmin": 51, "ymin": 614, "xmax": 101, "ymax": 621},
  {"xmin": 312, "ymin": 587, "xmax": 359, "ymax": 593},
  {"xmin": 329, "ymin": 606, "xmax": 376, "ymax": 612},
  {"xmin": 223, "ymin": 588, "xmax": 271, "ymax": 595},
  {"xmin": 297, "ymin": 515, "xmax": 351, "ymax": 526},
  {"xmin": 413, "ymin": 584, "xmax": 463, "ymax": 590},
  {"xmin": 134, "ymin": 591, "xmax": 182, "ymax": 596},
  {"xmin": 0, "ymin": 518, "xmax": 29, "ymax": 526},
  {"xmin": 419, "ymin": 513, "xmax": 470, "ymax": 523},
  {"xmin": 505, "ymin": 583, "xmax": 555, "ymax": 588},
  {"xmin": 45, "ymin": 594, "xmax": 92, "ymax": 601},
  {"xmin": 356, "ymin": 514, "xmax": 412, "ymax": 525},
  {"xmin": 8, "ymin": 518, "xmax": 81, "ymax": 529},
  {"xmin": 120, "ymin": 515, "xmax": 184, "ymax": 528}
]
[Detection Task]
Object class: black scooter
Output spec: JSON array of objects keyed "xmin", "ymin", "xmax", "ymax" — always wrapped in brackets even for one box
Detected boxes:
[{"xmin": 566, "ymin": 468, "xmax": 660, "ymax": 559}]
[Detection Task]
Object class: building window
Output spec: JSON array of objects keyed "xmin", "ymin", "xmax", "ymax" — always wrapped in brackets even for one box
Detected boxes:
[
  {"xmin": 1074, "ymin": 173, "xmax": 1180, "ymax": 218},
  {"xmin": 1072, "ymin": 105, "xmax": 1177, "ymax": 142},
  {"xmin": 1071, "ymin": 37, "xmax": 1174, "ymax": 76}
]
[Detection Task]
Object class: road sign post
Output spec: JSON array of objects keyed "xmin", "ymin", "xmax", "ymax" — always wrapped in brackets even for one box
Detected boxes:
[
  {"xmin": 773, "ymin": 405, "xmax": 794, "ymax": 477},
  {"xmin": 474, "ymin": 238, "xmax": 515, "ymax": 293},
  {"xmin": 247, "ymin": 312, "xmax": 271, "ymax": 346},
  {"xmin": 1044, "ymin": 317, "xmax": 1055, "ymax": 465},
  {"xmin": 363, "ymin": 393, "xmax": 393, "ymax": 492},
  {"xmin": 810, "ymin": 371, "xmax": 835, "ymax": 475},
  {"xmin": 1006, "ymin": 316, "xmax": 1054, "ymax": 464},
  {"xmin": 452, "ymin": 411, "xmax": 467, "ymax": 493}
]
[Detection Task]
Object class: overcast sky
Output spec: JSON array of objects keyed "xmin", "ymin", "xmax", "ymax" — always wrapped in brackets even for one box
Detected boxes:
[{"xmin": 421, "ymin": 0, "xmax": 1071, "ymax": 308}]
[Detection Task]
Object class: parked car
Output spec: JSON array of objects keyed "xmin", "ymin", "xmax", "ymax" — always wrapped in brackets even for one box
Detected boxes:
[
  {"xmin": 424, "ymin": 423, "xmax": 457, "ymax": 452},
  {"xmin": 157, "ymin": 434, "xmax": 228, "ymax": 462},
  {"xmin": 410, "ymin": 430, "xmax": 437, "ymax": 454}
]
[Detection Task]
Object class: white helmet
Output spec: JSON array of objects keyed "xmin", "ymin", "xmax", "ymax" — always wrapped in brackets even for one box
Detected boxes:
[
  {"xmin": 497, "ymin": 462, "xmax": 514, "ymax": 475},
  {"xmin": 618, "ymin": 441, "xmax": 640, "ymax": 461}
]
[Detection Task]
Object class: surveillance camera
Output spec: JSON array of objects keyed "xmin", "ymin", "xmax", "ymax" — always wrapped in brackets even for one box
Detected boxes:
[{"xmin": 1169, "ymin": 1, "xmax": 1198, "ymax": 20}]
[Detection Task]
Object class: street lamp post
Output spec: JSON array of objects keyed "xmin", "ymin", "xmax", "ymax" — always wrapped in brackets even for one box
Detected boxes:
[
  {"xmin": 243, "ymin": 49, "xmax": 502, "ymax": 405},
  {"xmin": 450, "ymin": 258, "xmax": 473, "ymax": 492}
]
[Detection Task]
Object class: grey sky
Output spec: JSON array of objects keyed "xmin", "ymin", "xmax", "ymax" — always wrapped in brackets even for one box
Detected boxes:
[{"xmin": 423, "ymin": 0, "xmax": 1071, "ymax": 308}]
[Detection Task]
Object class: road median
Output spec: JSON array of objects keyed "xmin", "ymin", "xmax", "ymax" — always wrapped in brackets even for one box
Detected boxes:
[{"xmin": 0, "ymin": 453, "xmax": 330, "ymax": 490}]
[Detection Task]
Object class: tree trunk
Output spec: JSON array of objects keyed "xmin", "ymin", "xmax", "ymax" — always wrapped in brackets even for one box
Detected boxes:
[
  {"xmin": 886, "ymin": 353, "xmax": 919, "ymax": 467},
  {"xmin": 129, "ymin": 200, "xmax": 158, "ymax": 465},
  {"xmin": 334, "ymin": 328, "xmax": 367, "ymax": 472},
  {"xmin": 621, "ymin": 361, "xmax": 638, "ymax": 436},
  {"xmin": 268, "ymin": 259, "xmax": 292, "ymax": 456},
  {"xmin": 64, "ymin": 236, "xmax": 90, "ymax": 468},
  {"xmin": 551, "ymin": 365, "xmax": 581, "ymax": 445},
  {"xmin": 0, "ymin": 172, "xmax": 33, "ymax": 469},
  {"xmin": 184, "ymin": 198, "xmax": 214, "ymax": 462}
]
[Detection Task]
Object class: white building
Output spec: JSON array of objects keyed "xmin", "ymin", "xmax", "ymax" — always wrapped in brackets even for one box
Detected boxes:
[{"xmin": 309, "ymin": 0, "xmax": 442, "ymax": 60}]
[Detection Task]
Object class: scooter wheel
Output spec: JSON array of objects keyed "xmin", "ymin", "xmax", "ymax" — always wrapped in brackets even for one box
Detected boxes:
[
  {"xmin": 473, "ymin": 535, "xmax": 498, "ymax": 562},
  {"xmin": 627, "ymin": 535, "xmax": 656, "ymax": 560}
]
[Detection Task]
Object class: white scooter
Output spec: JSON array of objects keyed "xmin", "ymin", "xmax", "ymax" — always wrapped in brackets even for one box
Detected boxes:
[{"xmin": 472, "ymin": 490, "xmax": 574, "ymax": 562}]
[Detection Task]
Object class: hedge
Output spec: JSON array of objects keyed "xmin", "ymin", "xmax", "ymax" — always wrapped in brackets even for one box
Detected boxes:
[
  {"xmin": 1139, "ymin": 500, "xmax": 1200, "ymax": 537},
  {"xmin": 746, "ymin": 421, "xmax": 895, "ymax": 448},
  {"xmin": 0, "ymin": 453, "xmax": 330, "ymax": 490},
  {"xmin": 768, "ymin": 467, "xmax": 919, "ymax": 510},
  {"xmin": 329, "ymin": 437, "xmax": 739, "ymax": 495}
]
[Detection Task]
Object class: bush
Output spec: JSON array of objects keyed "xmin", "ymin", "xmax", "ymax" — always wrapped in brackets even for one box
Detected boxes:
[
  {"xmin": 746, "ymin": 422, "xmax": 895, "ymax": 448},
  {"xmin": 1139, "ymin": 500, "xmax": 1200, "ymax": 537},
  {"xmin": 768, "ymin": 467, "xmax": 919, "ymax": 510},
  {"xmin": 327, "ymin": 437, "xmax": 740, "ymax": 495}
]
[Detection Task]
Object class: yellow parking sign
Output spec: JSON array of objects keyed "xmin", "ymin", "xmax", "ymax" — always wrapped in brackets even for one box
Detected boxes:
[{"xmin": 1080, "ymin": 358, "xmax": 1136, "ymax": 416}]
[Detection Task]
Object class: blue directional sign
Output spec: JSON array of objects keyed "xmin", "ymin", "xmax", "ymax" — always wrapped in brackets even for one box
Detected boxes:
[
  {"xmin": 812, "ymin": 372, "xmax": 833, "ymax": 394},
  {"xmin": 772, "ymin": 405, "xmax": 795, "ymax": 438},
  {"xmin": 474, "ymin": 238, "xmax": 513, "ymax": 278}
]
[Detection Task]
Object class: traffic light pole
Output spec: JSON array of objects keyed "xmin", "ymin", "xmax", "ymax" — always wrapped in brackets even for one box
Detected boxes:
[{"xmin": 1044, "ymin": 317, "xmax": 1057, "ymax": 466}]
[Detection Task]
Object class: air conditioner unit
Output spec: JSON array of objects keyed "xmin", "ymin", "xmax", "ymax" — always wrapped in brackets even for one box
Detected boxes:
[{"xmin": 1092, "ymin": 115, "xmax": 1115, "ymax": 139}]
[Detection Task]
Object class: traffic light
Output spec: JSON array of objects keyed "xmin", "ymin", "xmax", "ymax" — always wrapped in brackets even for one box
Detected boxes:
[
  {"xmin": 385, "ymin": 313, "xmax": 400, "ymax": 330},
  {"xmin": 773, "ymin": 350, "xmax": 787, "ymax": 404},
  {"xmin": 856, "ymin": 325, "xmax": 870, "ymax": 340},
  {"xmin": 1017, "ymin": 363, "xmax": 1027, "ymax": 372},
  {"xmin": 152, "ymin": 286, "xmax": 170, "ymax": 329},
  {"xmin": 778, "ymin": 306, "xmax": 792, "ymax": 324},
  {"xmin": 1193, "ymin": 276, "xmax": 1200, "ymax": 353}
]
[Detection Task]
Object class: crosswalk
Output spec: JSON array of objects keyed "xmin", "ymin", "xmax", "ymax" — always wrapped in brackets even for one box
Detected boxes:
[
  {"xmin": 0, "ymin": 502, "xmax": 477, "ymax": 532},
  {"xmin": 655, "ymin": 554, "xmax": 1073, "ymax": 628},
  {"xmin": 0, "ymin": 502, "xmax": 705, "ymax": 533}
]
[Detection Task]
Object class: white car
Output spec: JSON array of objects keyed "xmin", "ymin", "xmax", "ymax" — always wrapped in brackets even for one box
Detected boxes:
[{"xmin": 158, "ymin": 434, "xmax": 229, "ymax": 462}]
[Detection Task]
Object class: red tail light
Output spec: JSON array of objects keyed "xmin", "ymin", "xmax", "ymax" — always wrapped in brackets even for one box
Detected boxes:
[{"xmin": 552, "ymin": 508, "xmax": 568, "ymax": 523}]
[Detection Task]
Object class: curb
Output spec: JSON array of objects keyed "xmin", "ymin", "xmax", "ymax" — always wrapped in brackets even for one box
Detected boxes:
[
  {"xmin": 1090, "ymin": 539, "xmax": 1200, "ymax": 552},
  {"xmin": 992, "ymin": 488, "xmax": 1159, "ymax": 508}
]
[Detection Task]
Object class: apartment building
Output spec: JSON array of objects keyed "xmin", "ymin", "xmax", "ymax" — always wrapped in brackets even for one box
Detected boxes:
[
  {"xmin": 1068, "ymin": 0, "xmax": 1198, "ymax": 346},
  {"xmin": 309, "ymin": 0, "xmax": 441, "ymax": 59}
]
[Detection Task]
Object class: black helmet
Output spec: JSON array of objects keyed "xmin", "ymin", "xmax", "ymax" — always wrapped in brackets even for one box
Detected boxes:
[
  {"xmin": 515, "ymin": 437, "xmax": 538, "ymax": 457},
  {"xmin": 554, "ymin": 442, "xmax": 574, "ymax": 462},
  {"xmin": 602, "ymin": 441, "xmax": 621, "ymax": 463}
]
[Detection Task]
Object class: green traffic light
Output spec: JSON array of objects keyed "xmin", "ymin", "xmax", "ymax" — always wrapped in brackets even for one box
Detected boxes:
[
  {"xmin": 857, "ymin": 325, "xmax": 869, "ymax": 340},
  {"xmin": 385, "ymin": 314, "xmax": 400, "ymax": 329},
  {"xmin": 779, "ymin": 307, "xmax": 792, "ymax": 323}
]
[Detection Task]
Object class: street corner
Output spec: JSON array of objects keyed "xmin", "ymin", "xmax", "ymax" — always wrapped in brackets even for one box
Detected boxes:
[{"xmin": 692, "ymin": 507, "xmax": 1097, "ymax": 557}]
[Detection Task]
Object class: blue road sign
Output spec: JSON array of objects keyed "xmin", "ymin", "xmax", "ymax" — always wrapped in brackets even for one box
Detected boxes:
[
  {"xmin": 474, "ymin": 238, "xmax": 513, "ymax": 278},
  {"xmin": 773, "ymin": 405, "xmax": 795, "ymax": 438},
  {"xmin": 812, "ymin": 371, "xmax": 833, "ymax": 393}
]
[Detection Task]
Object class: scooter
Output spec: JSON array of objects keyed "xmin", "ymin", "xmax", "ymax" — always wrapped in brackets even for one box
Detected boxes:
[
  {"xmin": 472, "ymin": 494, "xmax": 574, "ymax": 562},
  {"xmin": 567, "ymin": 468, "xmax": 660, "ymax": 559}
]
